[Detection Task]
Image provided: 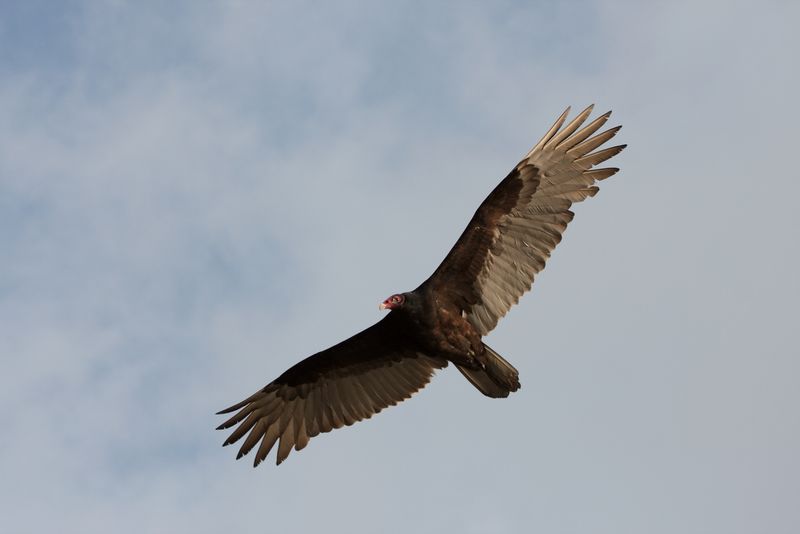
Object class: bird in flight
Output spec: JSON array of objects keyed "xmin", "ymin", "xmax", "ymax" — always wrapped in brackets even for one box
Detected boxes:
[{"xmin": 217, "ymin": 105, "xmax": 625, "ymax": 467}]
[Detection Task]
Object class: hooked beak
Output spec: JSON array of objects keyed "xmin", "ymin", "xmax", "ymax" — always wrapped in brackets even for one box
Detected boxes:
[{"xmin": 379, "ymin": 301, "xmax": 389, "ymax": 311}]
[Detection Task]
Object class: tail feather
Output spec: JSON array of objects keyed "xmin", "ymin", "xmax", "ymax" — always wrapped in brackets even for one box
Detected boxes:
[{"xmin": 455, "ymin": 344, "xmax": 521, "ymax": 398}]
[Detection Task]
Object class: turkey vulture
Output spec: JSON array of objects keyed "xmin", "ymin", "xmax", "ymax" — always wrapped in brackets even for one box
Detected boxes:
[{"xmin": 217, "ymin": 105, "xmax": 625, "ymax": 466}]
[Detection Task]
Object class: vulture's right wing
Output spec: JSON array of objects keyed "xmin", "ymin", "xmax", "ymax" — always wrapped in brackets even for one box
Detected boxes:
[{"xmin": 217, "ymin": 313, "xmax": 447, "ymax": 466}]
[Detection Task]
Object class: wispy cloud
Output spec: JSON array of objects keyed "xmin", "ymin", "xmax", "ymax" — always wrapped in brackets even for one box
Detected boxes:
[{"xmin": 1, "ymin": 1, "xmax": 798, "ymax": 533}]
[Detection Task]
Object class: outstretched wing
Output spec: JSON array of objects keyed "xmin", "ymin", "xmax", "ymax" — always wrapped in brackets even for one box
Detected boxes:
[
  {"xmin": 420, "ymin": 105, "xmax": 625, "ymax": 335},
  {"xmin": 216, "ymin": 313, "xmax": 447, "ymax": 467}
]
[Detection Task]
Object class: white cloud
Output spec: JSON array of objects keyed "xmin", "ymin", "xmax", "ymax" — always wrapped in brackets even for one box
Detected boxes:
[{"xmin": 1, "ymin": 1, "xmax": 799, "ymax": 533}]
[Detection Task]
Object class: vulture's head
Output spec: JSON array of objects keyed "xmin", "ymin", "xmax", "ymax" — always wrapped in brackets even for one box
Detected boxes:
[{"xmin": 379, "ymin": 293, "xmax": 406, "ymax": 311}]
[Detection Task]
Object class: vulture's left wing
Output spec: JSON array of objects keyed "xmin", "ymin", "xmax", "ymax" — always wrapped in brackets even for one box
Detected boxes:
[{"xmin": 420, "ymin": 105, "xmax": 625, "ymax": 335}]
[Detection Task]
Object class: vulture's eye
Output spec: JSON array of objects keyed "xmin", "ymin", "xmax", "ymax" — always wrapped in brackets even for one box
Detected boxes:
[{"xmin": 392, "ymin": 295, "xmax": 403, "ymax": 303}]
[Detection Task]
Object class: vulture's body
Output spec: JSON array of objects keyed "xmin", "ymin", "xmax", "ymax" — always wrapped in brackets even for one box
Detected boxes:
[{"xmin": 218, "ymin": 105, "xmax": 625, "ymax": 466}]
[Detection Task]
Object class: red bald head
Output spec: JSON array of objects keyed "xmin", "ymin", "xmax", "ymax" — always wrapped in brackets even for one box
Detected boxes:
[{"xmin": 379, "ymin": 293, "xmax": 405, "ymax": 311}]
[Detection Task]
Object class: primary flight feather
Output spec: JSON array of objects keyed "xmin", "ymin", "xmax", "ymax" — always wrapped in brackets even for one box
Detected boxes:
[{"xmin": 217, "ymin": 105, "xmax": 626, "ymax": 466}]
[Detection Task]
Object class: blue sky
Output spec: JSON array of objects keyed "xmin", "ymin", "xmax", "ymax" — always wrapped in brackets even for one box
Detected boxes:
[{"xmin": 2, "ymin": 1, "xmax": 799, "ymax": 533}]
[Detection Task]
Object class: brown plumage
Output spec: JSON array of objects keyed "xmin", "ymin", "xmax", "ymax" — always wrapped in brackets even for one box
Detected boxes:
[{"xmin": 217, "ymin": 105, "xmax": 626, "ymax": 466}]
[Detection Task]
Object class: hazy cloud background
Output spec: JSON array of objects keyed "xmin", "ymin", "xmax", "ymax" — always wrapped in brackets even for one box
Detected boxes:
[{"xmin": 1, "ymin": 1, "xmax": 798, "ymax": 532}]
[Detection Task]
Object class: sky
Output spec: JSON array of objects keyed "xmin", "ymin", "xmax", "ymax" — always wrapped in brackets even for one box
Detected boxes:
[{"xmin": 1, "ymin": 1, "xmax": 799, "ymax": 533}]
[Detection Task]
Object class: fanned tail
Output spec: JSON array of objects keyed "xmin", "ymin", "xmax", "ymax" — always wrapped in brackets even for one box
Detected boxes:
[{"xmin": 455, "ymin": 344, "xmax": 520, "ymax": 398}]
